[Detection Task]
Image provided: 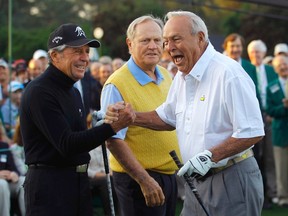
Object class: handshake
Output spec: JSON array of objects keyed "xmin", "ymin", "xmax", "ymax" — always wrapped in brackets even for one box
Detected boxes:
[{"xmin": 100, "ymin": 101, "xmax": 136, "ymax": 132}]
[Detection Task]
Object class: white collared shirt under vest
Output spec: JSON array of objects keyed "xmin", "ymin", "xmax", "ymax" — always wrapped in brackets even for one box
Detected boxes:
[{"xmin": 156, "ymin": 43, "xmax": 265, "ymax": 164}]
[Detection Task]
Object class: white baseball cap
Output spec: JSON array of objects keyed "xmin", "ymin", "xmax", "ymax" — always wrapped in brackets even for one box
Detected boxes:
[
  {"xmin": 274, "ymin": 43, "xmax": 288, "ymax": 56},
  {"xmin": 33, "ymin": 49, "xmax": 48, "ymax": 60},
  {"xmin": 0, "ymin": 59, "xmax": 8, "ymax": 68},
  {"xmin": 9, "ymin": 81, "xmax": 24, "ymax": 93}
]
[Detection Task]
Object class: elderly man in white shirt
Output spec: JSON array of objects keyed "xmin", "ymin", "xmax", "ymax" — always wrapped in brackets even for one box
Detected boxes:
[{"xmin": 105, "ymin": 11, "xmax": 265, "ymax": 216}]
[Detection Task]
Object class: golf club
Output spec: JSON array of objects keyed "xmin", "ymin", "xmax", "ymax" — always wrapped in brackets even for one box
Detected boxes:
[
  {"xmin": 169, "ymin": 150, "xmax": 210, "ymax": 216},
  {"xmin": 92, "ymin": 111, "xmax": 115, "ymax": 216}
]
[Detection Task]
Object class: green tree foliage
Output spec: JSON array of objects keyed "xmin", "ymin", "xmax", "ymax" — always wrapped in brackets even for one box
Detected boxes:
[
  {"xmin": 0, "ymin": 0, "xmax": 98, "ymax": 61},
  {"xmin": 92, "ymin": 0, "xmax": 167, "ymax": 60},
  {"xmin": 220, "ymin": 2, "xmax": 288, "ymax": 57}
]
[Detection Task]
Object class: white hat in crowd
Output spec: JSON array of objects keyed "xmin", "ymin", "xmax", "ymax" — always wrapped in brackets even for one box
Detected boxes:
[
  {"xmin": 33, "ymin": 49, "xmax": 48, "ymax": 60},
  {"xmin": 0, "ymin": 59, "xmax": 8, "ymax": 68},
  {"xmin": 263, "ymin": 56, "xmax": 274, "ymax": 65},
  {"xmin": 274, "ymin": 43, "xmax": 288, "ymax": 56},
  {"xmin": 9, "ymin": 81, "xmax": 24, "ymax": 93}
]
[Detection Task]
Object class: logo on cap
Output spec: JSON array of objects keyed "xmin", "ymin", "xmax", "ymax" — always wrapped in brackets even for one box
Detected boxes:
[
  {"xmin": 52, "ymin": 36, "xmax": 63, "ymax": 44},
  {"xmin": 75, "ymin": 27, "xmax": 86, "ymax": 37}
]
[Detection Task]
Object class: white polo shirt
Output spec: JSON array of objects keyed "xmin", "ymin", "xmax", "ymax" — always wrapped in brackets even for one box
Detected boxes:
[{"xmin": 156, "ymin": 43, "xmax": 264, "ymax": 164}]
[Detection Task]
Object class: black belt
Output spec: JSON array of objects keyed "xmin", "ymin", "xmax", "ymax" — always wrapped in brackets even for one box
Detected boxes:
[{"xmin": 28, "ymin": 163, "xmax": 88, "ymax": 173}]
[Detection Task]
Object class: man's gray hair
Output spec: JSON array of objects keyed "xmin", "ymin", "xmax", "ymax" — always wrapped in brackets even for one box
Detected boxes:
[
  {"xmin": 164, "ymin": 11, "xmax": 209, "ymax": 42},
  {"xmin": 47, "ymin": 44, "xmax": 67, "ymax": 63},
  {"xmin": 126, "ymin": 15, "xmax": 164, "ymax": 40},
  {"xmin": 247, "ymin": 40, "xmax": 267, "ymax": 53}
]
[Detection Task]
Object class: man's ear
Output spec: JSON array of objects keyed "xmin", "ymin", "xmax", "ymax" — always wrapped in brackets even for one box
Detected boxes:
[
  {"xmin": 126, "ymin": 38, "xmax": 132, "ymax": 54},
  {"xmin": 50, "ymin": 50, "xmax": 59, "ymax": 63},
  {"xmin": 197, "ymin": 31, "xmax": 205, "ymax": 43}
]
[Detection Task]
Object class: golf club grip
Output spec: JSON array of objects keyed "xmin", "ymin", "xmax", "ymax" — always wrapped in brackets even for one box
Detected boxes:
[
  {"xmin": 169, "ymin": 150, "xmax": 195, "ymax": 182},
  {"xmin": 169, "ymin": 150, "xmax": 183, "ymax": 169},
  {"xmin": 101, "ymin": 143, "xmax": 110, "ymax": 174},
  {"xmin": 169, "ymin": 150, "xmax": 210, "ymax": 216}
]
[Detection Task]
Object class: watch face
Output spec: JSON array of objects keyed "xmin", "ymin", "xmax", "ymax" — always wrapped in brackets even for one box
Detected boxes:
[{"xmin": 0, "ymin": 154, "xmax": 7, "ymax": 163}]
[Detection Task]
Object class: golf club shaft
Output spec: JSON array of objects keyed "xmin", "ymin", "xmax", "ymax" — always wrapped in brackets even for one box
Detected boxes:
[
  {"xmin": 169, "ymin": 150, "xmax": 210, "ymax": 216},
  {"xmin": 101, "ymin": 143, "xmax": 116, "ymax": 216},
  {"xmin": 92, "ymin": 111, "xmax": 116, "ymax": 216}
]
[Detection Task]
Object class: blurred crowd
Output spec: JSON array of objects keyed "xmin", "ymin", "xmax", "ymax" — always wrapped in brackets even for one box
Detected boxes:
[{"xmin": 0, "ymin": 34, "xmax": 288, "ymax": 215}]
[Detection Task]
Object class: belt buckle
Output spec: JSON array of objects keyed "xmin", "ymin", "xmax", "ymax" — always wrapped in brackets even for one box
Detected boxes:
[{"xmin": 76, "ymin": 164, "xmax": 87, "ymax": 173}]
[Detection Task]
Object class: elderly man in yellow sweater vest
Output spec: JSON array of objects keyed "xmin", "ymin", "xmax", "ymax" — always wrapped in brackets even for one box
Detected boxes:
[{"xmin": 100, "ymin": 15, "xmax": 181, "ymax": 216}]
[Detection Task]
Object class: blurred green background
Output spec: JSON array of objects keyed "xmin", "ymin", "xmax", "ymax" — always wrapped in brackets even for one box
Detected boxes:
[{"xmin": 1, "ymin": 0, "xmax": 287, "ymax": 62}]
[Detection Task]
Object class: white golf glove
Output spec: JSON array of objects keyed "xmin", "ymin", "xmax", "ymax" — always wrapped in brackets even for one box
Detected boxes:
[{"xmin": 178, "ymin": 150, "xmax": 215, "ymax": 177}]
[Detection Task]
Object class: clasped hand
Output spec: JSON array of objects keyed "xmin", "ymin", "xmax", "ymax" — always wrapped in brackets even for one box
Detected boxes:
[
  {"xmin": 177, "ymin": 150, "xmax": 215, "ymax": 177},
  {"xmin": 0, "ymin": 170, "xmax": 19, "ymax": 183},
  {"xmin": 105, "ymin": 101, "xmax": 136, "ymax": 132}
]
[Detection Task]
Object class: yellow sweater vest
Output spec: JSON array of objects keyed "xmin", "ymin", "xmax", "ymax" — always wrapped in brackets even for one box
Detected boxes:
[{"xmin": 105, "ymin": 64, "xmax": 181, "ymax": 174}]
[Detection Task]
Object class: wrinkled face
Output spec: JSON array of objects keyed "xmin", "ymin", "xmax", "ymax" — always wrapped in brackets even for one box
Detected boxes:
[
  {"xmin": 0, "ymin": 66, "xmax": 9, "ymax": 82},
  {"xmin": 127, "ymin": 20, "xmax": 163, "ymax": 71},
  {"xmin": 248, "ymin": 49, "xmax": 265, "ymax": 66},
  {"xmin": 273, "ymin": 56, "xmax": 288, "ymax": 79},
  {"xmin": 52, "ymin": 45, "xmax": 90, "ymax": 81},
  {"xmin": 90, "ymin": 62, "xmax": 102, "ymax": 80},
  {"xmin": 112, "ymin": 59, "xmax": 123, "ymax": 71},
  {"xmin": 225, "ymin": 38, "xmax": 243, "ymax": 61},
  {"xmin": 163, "ymin": 16, "xmax": 203, "ymax": 74},
  {"xmin": 11, "ymin": 89, "xmax": 23, "ymax": 107},
  {"xmin": 99, "ymin": 64, "xmax": 113, "ymax": 85},
  {"xmin": 29, "ymin": 59, "xmax": 43, "ymax": 79}
]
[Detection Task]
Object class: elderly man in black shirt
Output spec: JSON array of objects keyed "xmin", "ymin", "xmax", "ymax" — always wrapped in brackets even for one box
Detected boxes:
[{"xmin": 20, "ymin": 23, "xmax": 135, "ymax": 216}]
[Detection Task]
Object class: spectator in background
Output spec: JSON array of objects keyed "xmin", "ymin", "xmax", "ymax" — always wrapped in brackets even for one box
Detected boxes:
[
  {"xmin": 32, "ymin": 49, "xmax": 49, "ymax": 71},
  {"xmin": 98, "ymin": 63, "xmax": 113, "ymax": 87},
  {"xmin": 1, "ymin": 81, "xmax": 24, "ymax": 138},
  {"xmin": 10, "ymin": 119, "xmax": 26, "ymax": 176},
  {"xmin": 75, "ymin": 70, "xmax": 102, "ymax": 117},
  {"xmin": 222, "ymin": 33, "xmax": 256, "ymax": 75},
  {"xmin": 99, "ymin": 55, "xmax": 113, "ymax": 65},
  {"xmin": 263, "ymin": 56, "xmax": 274, "ymax": 66},
  {"xmin": 25, "ymin": 58, "xmax": 43, "ymax": 86},
  {"xmin": 0, "ymin": 59, "xmax": 10, "ymax": 106},
  {"xmin": 266, "ymin": 55, "xmax": 288, "ymax": 207},
  {"xmin": 112, "ymin": 57, "xmax": 124, "ymax": 72},
  {"xmin": 90, "ymin": 61, "xmax": 102, "ymax": 81},
  {"xmin": 274, "ymin": 43, "xmax": 288, "ymax": 57},
  {"xmin": 247, "ymin": 39, "xmax": 278, "ymax": 208},
  {"xmin": 0, "ymin": 140, "xmax": 25, "ymax": 216},
  {"xmin": 0, "ymin": 117, "xmax": 12, "ymax": 145},
  {"xmin": 14, "ymin": 60, "xmax": 28, "ymax": 84}
]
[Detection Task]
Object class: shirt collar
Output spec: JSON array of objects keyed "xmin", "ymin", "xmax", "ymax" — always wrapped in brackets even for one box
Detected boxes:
[
  {"xmin": 48, "ymin": 64, "xmax": 75, "ymax": 89},
  {"xmin": 279, "ymin": 76, "xmax": 288, "ymax": 86},
  {"xmin": 182, "ymin": 42, "xmax": 216, "ymax": 81},
  {"xmin": 127, "ymin": 57, "xmax": 164, "ymax": 85}
]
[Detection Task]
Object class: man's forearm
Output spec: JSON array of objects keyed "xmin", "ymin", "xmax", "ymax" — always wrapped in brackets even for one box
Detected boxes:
[
  {"xmin": 134, "ymin": 110, "xmax": 174, "ymax": 131},
  {"xmin": 106, "ymin": 138, "xmax": 150, "ymax": 184},
  {"xmin": 210, "ymin": 136, "xmax": 263, "ymax": 163}
]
